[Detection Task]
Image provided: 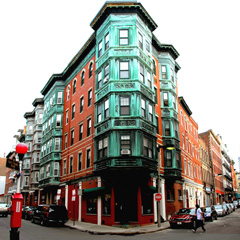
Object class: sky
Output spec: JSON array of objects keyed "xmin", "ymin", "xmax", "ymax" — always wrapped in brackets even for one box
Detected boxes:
[{"xmin": 0, "ymin": 0, "xmax": 240, "ymax": 171}]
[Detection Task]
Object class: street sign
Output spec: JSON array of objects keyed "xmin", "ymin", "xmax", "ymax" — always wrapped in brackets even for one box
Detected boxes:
[
  {"xmin": 6, "ymin": 157, "xmax": 19, "ymax": 171},
  {"xmin": 72, "ymin": 196, "xmax": 76, "ymax": 201},
  {"xmin": 155, "ymin": 193, "xmax": 162, "ymax": 201}
]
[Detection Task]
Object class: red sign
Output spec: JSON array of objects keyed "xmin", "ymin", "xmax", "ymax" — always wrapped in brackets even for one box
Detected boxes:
[{"xmin": 155, "ymin": 193, "xmax": 162, "ymax": 201}]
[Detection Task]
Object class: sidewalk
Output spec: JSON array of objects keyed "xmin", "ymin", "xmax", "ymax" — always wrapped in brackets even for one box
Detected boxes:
[{"xmin": 65, "ymin": 220, "xmax": 170, "ymax": 235}]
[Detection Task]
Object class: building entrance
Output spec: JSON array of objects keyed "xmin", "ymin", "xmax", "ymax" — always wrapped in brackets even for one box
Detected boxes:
[{"xmin": 114, "ymin": 184, "xmax": 138, "ymax": 224}]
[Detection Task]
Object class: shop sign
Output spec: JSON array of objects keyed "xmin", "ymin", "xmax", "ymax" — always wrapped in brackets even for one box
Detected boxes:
[{"xmin": 205, "ymin": 187, "xmax": 211, "ymax": 193}]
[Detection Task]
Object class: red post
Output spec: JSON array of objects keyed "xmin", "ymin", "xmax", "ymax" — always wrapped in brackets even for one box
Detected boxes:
[{"xmin": 10, "ymin": 193, "xmax": 23, "ymax": 240}]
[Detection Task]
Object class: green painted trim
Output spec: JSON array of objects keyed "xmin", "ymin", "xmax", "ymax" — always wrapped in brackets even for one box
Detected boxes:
[{"xmin": 83, "ymin": 186, "xmax": 105, "ymax": 193}]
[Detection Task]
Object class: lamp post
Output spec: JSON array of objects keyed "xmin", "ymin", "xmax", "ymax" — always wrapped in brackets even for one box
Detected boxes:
[
  {"xmin": 10, "ymin": 143, "xmax": 28, "ymax": 240},
  {"xmin": 157, "ymin": 144, "xmax": 175, "ymax": 228}
]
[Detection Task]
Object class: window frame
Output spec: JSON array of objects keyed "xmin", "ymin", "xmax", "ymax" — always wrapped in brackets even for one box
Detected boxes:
[
  {"xmin": 119, "ymin": 61, "xmax": 129, "ymax": 79},
  {"xmin": 120, "ymin": 96, "xmax": 130, "ymax": 116},
  {"xmin": 119, "ymin": 29, "xmax": 129, "ymax": 46}
]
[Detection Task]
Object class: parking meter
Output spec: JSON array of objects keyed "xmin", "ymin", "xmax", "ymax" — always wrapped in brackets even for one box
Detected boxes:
[{"xmin": 10, "ymin": 193, "xmax": 23, "ymax": 228}]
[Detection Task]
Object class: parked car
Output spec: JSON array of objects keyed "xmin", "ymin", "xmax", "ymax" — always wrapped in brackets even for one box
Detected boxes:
[
  {"xmin": 201, "ymin": 206, "xmax": 217, "ymax": 221},
  {"xmin": 214, "ymin": 204, "xmax": 226, "ymax": 216},
  {"xmin": 223, "ymin": 204, "xmax": 230, "ymax": 215},
  {"xmin": 226, "ymin": 203, "xmax": 233, "ymax": 213},
  {"xmin": 22, "ymin": 206, "xmax": 36, "ymax": 220},
  {"xmin": 169, "ymin": 208, "xmax": 197, "ymax": 228},
  {"xmin": 0, "ymin": 203, "xmax": 9, "ymax": 217},
  {"xmin": 229, "ymin": 203, "xmax": 235, "ymax": 211},
  {"xmin": 233, "ymin": 200, "xmax": 239, "ymax": 208},
  {"xmin": 31, "ymin": 204, "xmax": 68, "ymax": 226}
]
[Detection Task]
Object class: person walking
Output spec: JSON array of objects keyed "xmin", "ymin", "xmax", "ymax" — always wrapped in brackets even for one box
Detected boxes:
[{"xmin": 192, "ymin": 204, "xmax": 206, "ymax": 233}]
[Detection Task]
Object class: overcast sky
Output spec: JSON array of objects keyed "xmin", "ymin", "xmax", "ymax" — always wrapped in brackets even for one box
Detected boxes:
[{"xmin": 1, "ymin": 0, "xmax": 240, "ymax": 170}]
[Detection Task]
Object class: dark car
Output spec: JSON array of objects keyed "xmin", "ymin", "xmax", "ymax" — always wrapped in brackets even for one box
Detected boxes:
[
  {"xmin": 214, "ymin": 204, "xmax": 226, "ymax": 216},
  {"xmin": 201, "ymin": 206, "xmax": 217, "ymax": 221},
  {"xmin": 169, "ymin": 208, "xmax": 197, "ymax": 228},
  {"xmin": 22, "ymin": 206, "xmax": 36, "ymax": 220},
  {"xmin": 31, "ymin": 204, "xmax": 68, "ymax": 226}
]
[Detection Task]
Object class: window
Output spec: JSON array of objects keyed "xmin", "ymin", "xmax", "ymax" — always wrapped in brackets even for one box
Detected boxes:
[
  {"xmin": 119, "ymin": 29, "xmax": 129, "ymax": 45},
  {"xmin": 87, "ymin": 118, "xmax": 91, "ymax": 136},
  {"xmin": 105, "ymin": 99, "xmax": 109, "ymax": 118},
  {"xmin": 81, "ymin": 71, "xmax": 85, "ymax": 86},
  {"xmin": 153, "ymin": 60, "xmax": 156, "ymax": 75},
  {"xmin": 184, "ymin": 158, "xmax": 187, "ymax": 175},
  {"xmin": 89, "ymin": 62, "xmax": 93, "ymax": 78},
  {"xmin": 98, "ymin": 137, "xmax": 108, "ymax": 158},
  {"xmin": 24, "ymin": 176, "xmax": 29, "ymax": 186},
  {"xmin": 165, "ymin": 121, "xmax": 170, "ymax": 136},
  {"xmin": 182, "ymin": 134, "xmax": 185, "ymax": 150},
  {"xmin": 54, "ymin": 162, "xmax": 59, "ymax": 176},
  {"xmin": 35, "ymin": 172, "xmax": 39, "ymax": 182},
  {"xmin": 143, "ymin": 137, "xmax": 153, "ymax": 158},
  {"xmin": 40, "ymin": 167, "xmax": 44, "ymax": 180},
  {"xmin": 56, "ymin": 114, "xmax": 61, "ymax": 127},
  {"xmin": 79, "ymin": 123, "xmax": 83, "ymax": 141},
  {"xmin": 57, "ymin": 92, "xmax": 62, "ymax": 104},
  {"xmin": 154, "ymin": 88, "xmax": 157, "ymax": 104},
  {"xmin": 80, "ymin": 96, "xmax": 84, "ymax": 113},
  {"xmin": 174, "ymin": 121, "xmax": 178, "ymax": 138},
  {"xmin": 121, "ymin": 135, "xmax": 131, "ymax": 155},
  {"xmin": 173, "ymin": 95, "xmax": 176, "ymax": 109},
  {"xmin": 163, "ymin": 92, "xmax": 169, "ymax": 107},
  {"xmin": 138, "ymin": 32, "xmax": 143, "ymax": 49},
  {"xmin": 55, "ymin": 138, "xmax": 60, "ymax": 151},
  {"xmin": 104, "ymin": 64, "xmax": 109, "ymax": 83},
  {"xmin": 66, "ymin": 110, "xmax": 69, "ymax": 124},
  {"xmin": 120, "ymin": 96, "xmax": 130, "ymax": 115},
  {"xmin": 105, "ymin": 33, "xmax": 109, "ymax": 50},
  {"xmin": 141, "ymin": 99, "xmax": 146, "ymax": 117},
  {"xmin": 46, "ymin": 164, "xmax": 50, "ymax": 178},
  {"xmin": 97, "ymin": 104, "xmax": 102, "ymax": 123},
  {"xmin": 181, "ymin": 111, "xmax": 184, "ymax": 125},
  {"xmin": 147, "ymin": 71, "xmax": 151, "ymax": 88},
  {"xmin": 149, "ymin": 104, "xmax": 153, "ymax": 122},
  {"xmin": 156, "ymin": 116, "xmax": 159, "ymax": 134},
  {"xmin": 166, "ymin": 151, "xmax": 172, "ymax": 167},
  {"xmin": 67, "ymin": 87, "xmax": 70, "ymax": 101},
  {"xmin": 72, "ymin": 104, "xmax": 75, "ymax": 119},
  {"xmin": 78, "ymin": 152, "xmax": 82, "ymax": 171},
  {"xmin": 102, "ymin": 194, "xmax": 111, "ymax": 215},
  {"xmin": 69, "ymin": 156, "xmax": 73, "ymax": 174},
  {"xmin": 176, "ymin": 152, "xmax": 181, "ymax": 168},
  {"xmin": 65, "ymin": 134, "xmax": 68, "ymax": 149},
  {"xmin": 140, "ymin": 64, "xmax": 144, "ymax": 82},
  {"xmin": 71, "ymin": 129, "xmax": 74, "ymax": 146},
  {"xmin": 73, "ymin": 80, "xmax": 76, "ymax": 94},
  {"xmin": 120, "ymin": 61, "xmax": 129, "ymax": 79},
  {"xmin": 98, "ymin": 71, "xmax": 102, "ymax": 89},
  {"xmin": 167, "ymin": 188, "xmax": 175, "ymax": 201},
  {"xmin": 98, "ymin": 40, "xmax": 102, "ymax": 57},
  {"xmin": 63, "ymin": 160, "xmax": 66, "ymax": 175},
  {"xmin": 88, "ymin": 89, "xmax": 92, "ymax": 107},
  {"xmin": 86, "ymin": 197, "xmax": 97, "ymax": 214},
  {"xmin": 188, "ymin": 162, "xmax": 190, "ymax": 176},
  {"xmin": 141, "ymin": 187, "xmax": 153, "ymax": 214},
  {"xmin": 146, "ymin": 41, "xmax": 150, "ymax": 53},
  {"xmin": 161, "ymin": 65, "xmax": 167, "ymax": 79},
  {"xmin": 86, "ymin": 149, "xmax": 91, "ymax": 168},
  {"xmin": 170, "ymin": 68, "xmax": 174, "ymax": 82}
]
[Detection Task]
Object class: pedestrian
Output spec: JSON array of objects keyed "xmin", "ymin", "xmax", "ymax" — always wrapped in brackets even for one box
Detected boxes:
[{"xmin": 192, "ymin": 204, "xmax": 206, "ymax": 233}]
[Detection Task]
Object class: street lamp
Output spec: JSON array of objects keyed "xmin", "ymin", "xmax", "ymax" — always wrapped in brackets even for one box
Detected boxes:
[
  {"xmin": 10, "ymin": 143, "xmax": 28, "ymax": 240},
  {"xmin": 157, "ymin": 144, "xmax": 175, "ymax": 228}
]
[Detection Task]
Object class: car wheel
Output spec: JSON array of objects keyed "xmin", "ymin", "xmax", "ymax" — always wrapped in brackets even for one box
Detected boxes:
[
  {"xmin": 215, "ymin": 215, "xmax": 218, "ymax": 220},
  {"xmin": 24, "ymin": 214, "xmax": 28, "ymax": 220},
  {"xmin": 170, "ymin": 223, "xmax": 176, "ymax": 229},
  {"xmin": 192, "ymin": 220, "xmax": 196, "ymax": 229},
  {"xmin": 210, "ymin": 215, "xmax": 213, "ymax": 222},
  {"xmin": 31, "ymin": 217, "xmax": 35, "ymax": 223}
]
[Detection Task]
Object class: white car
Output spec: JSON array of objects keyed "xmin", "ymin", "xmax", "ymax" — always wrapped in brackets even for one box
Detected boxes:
[{"xmin": 0, "ymin": 203, "xmax": 8, "ymax": 217}]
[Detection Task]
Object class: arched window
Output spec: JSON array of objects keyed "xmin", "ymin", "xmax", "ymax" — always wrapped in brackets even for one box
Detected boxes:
[
  {"xmin": 81, "ymin": 71, "xmax": 85, "ymax": 86},
  {"xmin": 73, "ymin": 79, "xmax": 76, "ymax": 94},
  {"xmin": 89, "ymin": 62, "xmax": 93, "ymax": 78}
]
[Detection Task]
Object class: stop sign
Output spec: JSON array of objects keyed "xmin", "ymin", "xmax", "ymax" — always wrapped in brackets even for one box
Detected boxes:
[{"xmin": 155, "ymin": 193, "xmax": 162, "ymax": 201}]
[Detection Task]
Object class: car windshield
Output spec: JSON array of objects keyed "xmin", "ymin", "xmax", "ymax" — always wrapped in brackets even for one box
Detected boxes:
[
  {"xmin": 214, "ymin": 205, "xmax": 222, "ymax": 209},
  {"xmin": 205, "ymin": 207, "xmax": 211, "ymax": 212},
  {"xmin": 177, "ymin": 208, "xmax": 195, "ymax": 215}
]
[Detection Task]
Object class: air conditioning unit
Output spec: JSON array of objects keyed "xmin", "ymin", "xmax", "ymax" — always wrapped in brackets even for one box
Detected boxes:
[
  {"xmin": 178, "ymin": 196, "xmax": 183, "ymax": 201},
  {"xmin": 121, "ymin": 149, "xmax": 131, "ymax": 155}
]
